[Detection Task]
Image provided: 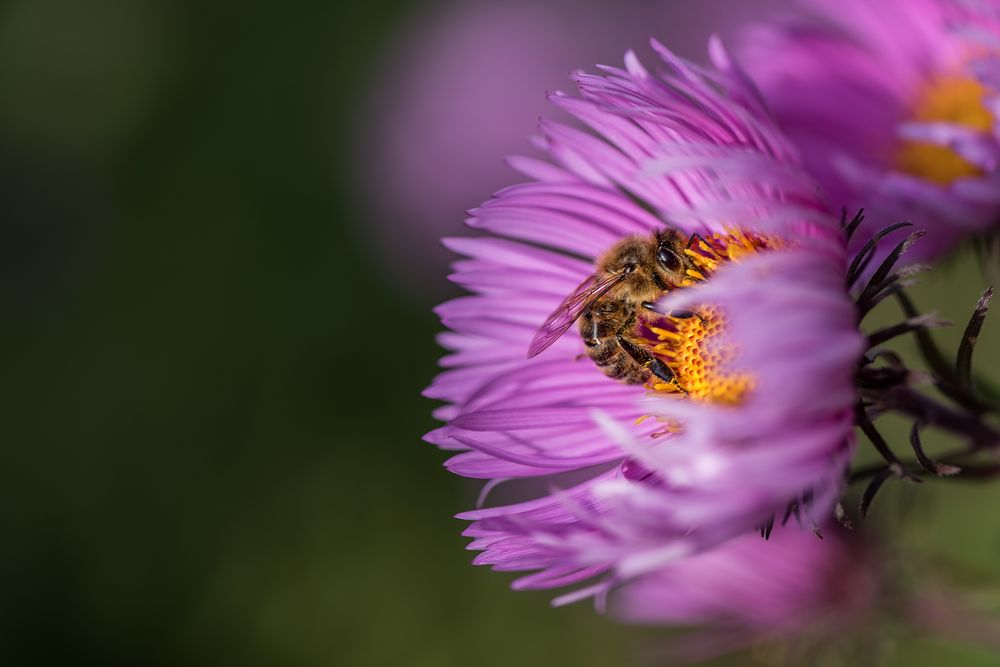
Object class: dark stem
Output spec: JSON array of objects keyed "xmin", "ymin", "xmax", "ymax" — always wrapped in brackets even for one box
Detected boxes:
[
  {"xmin": 857, "ymin": 231, "xmax": 925, "ymax": 309},
  {"xmin": 955, "ymin": 287, "xmax": 993, "ymax": 390},
  {"xmin": 842, "ymin": 208, "xmax": 865, "ymax": 241},
  {"xmin": 850, "ymin": 453, "xmax": 1000, "ymax": 484},
  {"xmin": 854, "ymin": 402, "xmax": 920, "ymax": 480},
  {"xmin": 875, "ymin": 386, "xmax": 1000, "ymax": 448},
  {"xmin": 894, "ymin": 290, "xmax": 991, "ymax": 414},
  {"xmin": 867, "ymin": 314, "xmax": 946, "ymax": 348},
  {"xmin": 859, "ymin": 468, "xmax": 894, "ymax": 517},
  {"xmin": 847, "ymin": 222, "xmax": 912, "ymax": 288},
  {"xmin": 909, "ymin": 421, "xmax": 961, "ymax": 477}
]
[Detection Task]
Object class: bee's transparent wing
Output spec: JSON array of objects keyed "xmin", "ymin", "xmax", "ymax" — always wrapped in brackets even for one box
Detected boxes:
[{"xmin": 528, "ymin": 272, "xmax": 626, "ymax": 358}]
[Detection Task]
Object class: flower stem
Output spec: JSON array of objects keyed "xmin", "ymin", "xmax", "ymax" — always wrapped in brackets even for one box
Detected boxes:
[{"xmin": 878, "ymin": 386, "xmax": 1000, "ymax": 448}]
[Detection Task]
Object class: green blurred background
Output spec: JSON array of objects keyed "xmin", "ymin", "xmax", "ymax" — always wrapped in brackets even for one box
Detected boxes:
[{"xmin": 3, "ymin": 1, "xmax": 1000, "ymax": 665}]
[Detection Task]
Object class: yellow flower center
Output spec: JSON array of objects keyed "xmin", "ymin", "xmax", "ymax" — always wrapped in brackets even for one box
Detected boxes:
[
  {"xmin": 896, "ymin": 75, "xmax": 993, "ymax": 185},
  {"xmin": 648, "ymin": 306, "xmax": 754, "ymax": 405},
  {"xmin": 636, "ymin": 229, "xmax": 773, "ymax": 406}
]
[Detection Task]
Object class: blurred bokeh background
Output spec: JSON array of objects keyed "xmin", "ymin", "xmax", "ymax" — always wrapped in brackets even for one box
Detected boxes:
[{"xmin": 3, "ymin": 0, "xmax": 1000, "ymax": 665}]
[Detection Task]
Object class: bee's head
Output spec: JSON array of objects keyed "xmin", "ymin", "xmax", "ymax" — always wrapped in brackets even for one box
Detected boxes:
[
  {"xmin": 653, "ymin": 230, "xmax": 687, "ymax": 278},
  {"xmin": 597, "ymin": 230, "xmax": 690, "ymax": 299}
]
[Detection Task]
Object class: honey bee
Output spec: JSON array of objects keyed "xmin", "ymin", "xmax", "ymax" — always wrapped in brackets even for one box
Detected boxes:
[{"xmin": 528, "ymin": 229, "xmax": 698, "ymax": 385}]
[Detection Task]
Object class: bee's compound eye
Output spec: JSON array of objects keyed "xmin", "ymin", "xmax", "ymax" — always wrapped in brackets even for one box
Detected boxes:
[{"xmin": 657, "ymin": 247, "xmax": 682, "ymax": 271}]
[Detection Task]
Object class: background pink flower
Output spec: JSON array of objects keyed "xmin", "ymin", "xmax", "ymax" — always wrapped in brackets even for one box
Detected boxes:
[{"xmin": 737, "ymin": 0, "xmax": 1000, "ymax": 264}]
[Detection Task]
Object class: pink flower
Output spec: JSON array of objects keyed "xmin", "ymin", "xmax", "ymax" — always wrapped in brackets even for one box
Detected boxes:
[
  {"xmin": 426, "ymin": 41, "xmax": 864, "ymax": 603},
  {"xmin": 737, "ymin": 0, "xmax": 1000, "ymax": 263}
]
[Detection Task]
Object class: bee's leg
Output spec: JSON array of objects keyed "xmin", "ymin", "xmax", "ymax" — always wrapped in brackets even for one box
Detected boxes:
[
  {"xmin": 580, "ymin": 310, "xmax": 600, "ymax": 347},
  {"xmin": 646, "ymin": 356, "xmax": 675, "ymax": 384},
  {"xmin": 641, "ymin": 301, "xmax": 696, "ymax": 320},
  {"xmin": 574, "ymin": 311, "xmax": 599, "ymax": 362},
  {"xmin": 615, "ymin": 320, "xmax": 675, "ymax": 383}
]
